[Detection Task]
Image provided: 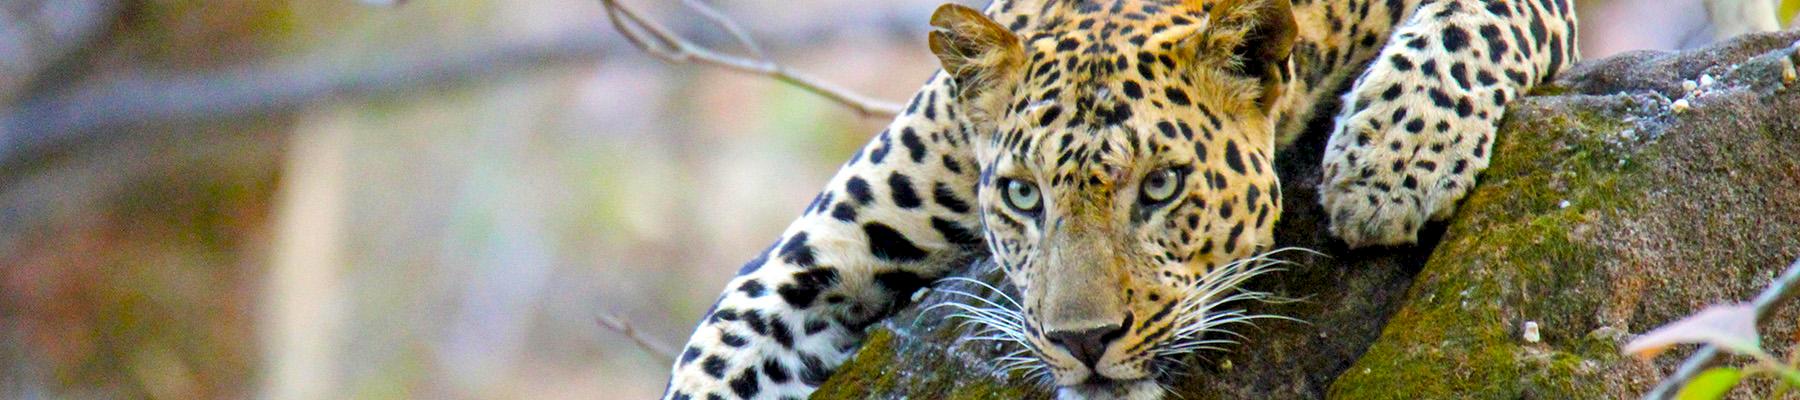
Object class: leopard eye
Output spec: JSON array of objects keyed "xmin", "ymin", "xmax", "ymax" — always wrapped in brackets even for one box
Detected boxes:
[
  {"xmin": 1140, "ymin": 168, "xmax": 1182, "ymax": 204},
  {"xmin": 1002, "ymin": 178, "xmax": 1042, "ymax": 213}
]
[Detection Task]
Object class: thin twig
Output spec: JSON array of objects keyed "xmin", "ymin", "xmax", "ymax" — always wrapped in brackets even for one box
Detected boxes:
[
  {"xmin": 682, "ymin": 0, "xmax": 767, "ymax": 60},
  {"xmin": 598, "ymin": 313, "xmax": 678, "ymax": 364},
  {"xmin": 598, "ymin": 0, "xmax": 903, "ymax": 118},
  {"xmin": 1643, "ymin": 257, "xmax": 1800, "ymax": 400}
]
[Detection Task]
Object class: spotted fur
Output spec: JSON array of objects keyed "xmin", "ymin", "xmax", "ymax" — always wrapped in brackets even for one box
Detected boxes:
[{"xmin": 662, "ymin": 0, "xmax": 1577, "ymax": 399}]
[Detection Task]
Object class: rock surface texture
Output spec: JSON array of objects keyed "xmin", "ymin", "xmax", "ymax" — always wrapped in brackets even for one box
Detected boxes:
[{"xmin": 815, "ymin": 31, "xmax": 1800, "ymax": 399}]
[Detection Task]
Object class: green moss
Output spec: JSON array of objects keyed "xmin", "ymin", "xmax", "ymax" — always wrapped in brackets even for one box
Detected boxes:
[
  {"xmin": 1329, "ymin": 98, "xmax": 1647, "ymax": 398},
  {"xmin": 1526, "ymin": 84, "xmax": 1575, "ymax": 97},
  {"xmin": 813, "ymin": 328, "xmax": 1048, "ymax": 399},
  {"xmin": 946, "ymin": 379, "xmax": 1042, "ymax": 399},
  {"xmin": 1520, "ymin": 349, "xmax": 1607, "ymax": 398},
  {"xmin": 813, "ymin": 330, "xmax": 906, "ymax": 397}
]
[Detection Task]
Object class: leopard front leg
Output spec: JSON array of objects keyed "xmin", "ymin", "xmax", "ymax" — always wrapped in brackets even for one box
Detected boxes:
[
  {"xmin": 662, "ymin": 73, "xmax": 988, "ymax": 400},
  {"xmin": 1320, "ymin": 0, "xmax": 1577, "ymax": 247}
]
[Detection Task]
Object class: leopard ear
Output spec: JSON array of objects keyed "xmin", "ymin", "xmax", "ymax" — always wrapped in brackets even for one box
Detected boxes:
[
  {"xmin": 928, "ymin": 4, "xmax": 1024, "ymax": 120},
  {"xmin": 1229, "ymin": 0, "xmax": 1297, "ymax": 111}
]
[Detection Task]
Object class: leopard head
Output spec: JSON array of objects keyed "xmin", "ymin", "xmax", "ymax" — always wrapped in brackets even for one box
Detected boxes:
[{"xmin": 927, "ymin": 0, "xmax": 1298, "ymax": 397}]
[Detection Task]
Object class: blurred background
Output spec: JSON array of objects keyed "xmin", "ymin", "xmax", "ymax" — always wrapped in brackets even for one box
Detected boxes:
[{"xmin": 0, "ymin": 0, "xmax": 1794, "ymax": 399}]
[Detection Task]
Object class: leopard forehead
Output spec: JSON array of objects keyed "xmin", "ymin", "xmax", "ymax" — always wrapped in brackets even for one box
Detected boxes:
[
  {"xmin": 980, "ymin": 0, "xmax": 1280, "ymax": 220},
  {"xmin": 983, "ymin": 1, "xmax": 1279, "ymax": 177}
]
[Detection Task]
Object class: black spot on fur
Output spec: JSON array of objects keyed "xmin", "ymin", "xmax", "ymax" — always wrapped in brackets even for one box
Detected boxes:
[
  {"xmin": 1547, "ymin": 34, "xmax": 1566, "ymax": 75},
  {"xmin": 864, "ymin": 223, "xmax": 928, "ymax": 262},
  {"xmin": 712, "ymin": 309, "xmax": 740, "ymax": 322},
  {"xmin": 875, "ymin": 270, "xmax": 930, "ymax": 301},
  {"xmin": 1481, "ymin": 25, "xmax": 1507, "ymax": 63},
  {"xmin": 1165, "ymin": 88, "xmax": 1190, "ymax": 106},
  {"xmin": 719, "ymin": 332, "xmax": 748, "ymax": 347},
  {"xmin": 804, "ymin": 318, "xmax": 830, "ymax": 335},
  {"xmin": 932, "ymin": 183, "xmax": 971, "ymax": 213},
  {"xmin": 769, "ymin": 314, "xmax": 795, "ymax": 348},
  {"xmin": 1039, "ymin": 105, "xmax": 1063, "ymax": 126},
  {"xmin": 1428, "ymin": 88, "xmax": 1455, "ymax": 108},
  {"xmin": 888, "ymin": 173, "xmax": 922, "ymax": 208},
  {"xmin": 778, "ymin": 232, "xmax": 816, "ymax": 266},
  {"xmin": 1389, "ymin": 54, "xmax": 1414, "ymax": 71},
  {"xmin": 831, "ymin": 202, "xmax": 858, "ymax": 222},
  {"xmin": 930, "ymin": 217, "xmax": 981, "ymax": 248},
  {"xmin": 1094, "ymin": 101, "xmax": 1133, "ymax": 126},
  {"xmin": 742, "ymin": 309, "xmax": 769, "ymax": 335},
  {"xmin": 680, "ymin": 347, "xmax": 701, "ymax": 366},
  {"xmin": 1224, "ymin": 222, "xmax": 1244, "ymax": 253},
  {"xmin": 941, "ymin": 154, "xmax": 964, "ymax": 174},
  {"xmin": 799, "ymin": 354, "xmax": 830, "ymax": 386},
  {"xmin": 1486, "ymin": 1, "xmax": 1511, "ymax": 16},
  {"xmin": 1477, "ymin": 70, "xmax": 1499, "ymax": 86},
  {"xmin": 777, "ymin": 267, "xmax": 839, "ymax": 308},
  {"xmin": 900, "ymin": 128, "xmax": 927, "ymax": 163},
  {"xmin": 1057, "ymin": 38, "xmax": 1081, "ymax": 51},
  {"xmin": 1224, "ymin": 141, "xmax": 1247, "ymax": 174},
  {"xmin": 1405, "ymin": 118, "xmax": 1425, "ymax": 133},
  {"xmin": 702, "ymin": 355, "xmax": 727, "ymax": 379},
  {"xmin": 1441, "ymin": 25, "xmax": 1469, "ymax": 52},
  {"xmin": 1450, "ymin": 62, "xmax": 1472, "ymax": 90},
  {"xmin": 869, "ymin": 131, "xmax": 891, "ymax": 164},
  {"xmin": 846, "ymin": 177, "xmax": 874, "ymax": 204},
  {"xmin": 1122, "ymin": 80, "xmax": 1143, "ymax": 99},
  {"xmin": 737, "ymin": 279, "xmax": 766, "ymax": 298},
  {"xmin": 763, "ymin": 359, "xmax": 792, "ymax": 384},
  {"xmin": 924, "ymin": 91, "xmax": 938, "ymax": 120},
  {"xmin": 729, "ymin": 366, "xmax": 761, "ymax": 398}
]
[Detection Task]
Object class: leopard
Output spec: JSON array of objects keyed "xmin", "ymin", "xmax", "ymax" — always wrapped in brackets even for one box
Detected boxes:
[{"xmin": 658, "ymin": 0, "xmax": 1578, "ymax": 399}]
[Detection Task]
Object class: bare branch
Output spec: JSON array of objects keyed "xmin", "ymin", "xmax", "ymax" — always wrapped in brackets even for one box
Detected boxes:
[
  {"xmin": 0, "ymin": 0, "xmax": 125, "ymax": 105},
  {"xmin": 0, "ymin": 32, "xmax": 608, "ymax": 168},
  {"xmin": 1643, "ymin": 257, "xmax": 1800, "ymax": 400},
  {"xmin": 598, "ymin": 0, "xmax": 904, "ymax": 118},
  {"xmin": 598, "ymin": 313, "xmax": 678, "ymax": 364}
]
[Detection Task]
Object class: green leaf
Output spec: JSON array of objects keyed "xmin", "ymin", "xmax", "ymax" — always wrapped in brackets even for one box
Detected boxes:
[
  {"xmin": 1783, "ymin": 0, "xmax": 1800, "ymax": 27},
  {"xmin": 1676, "ymin": 368, "xmax": 1742, "ymax": 400},
  {"xmin": 1624, "ymin": 303, "xmax": 1760, "ymax": 359}
]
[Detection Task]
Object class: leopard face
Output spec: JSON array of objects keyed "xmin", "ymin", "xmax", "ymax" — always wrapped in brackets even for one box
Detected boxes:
[{"xmin": 928, "ymin": 0, "xmax": 1298, "ymax": 397}]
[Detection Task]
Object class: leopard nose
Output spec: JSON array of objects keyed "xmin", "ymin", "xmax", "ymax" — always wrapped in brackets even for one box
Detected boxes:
[{"xmin": 1045, "ymin": 324, "xmax": 1125, "ymax": 368}]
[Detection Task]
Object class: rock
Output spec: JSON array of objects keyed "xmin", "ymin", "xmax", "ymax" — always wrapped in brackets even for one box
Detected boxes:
[
  {"xmin": 815, "ymin": 31, "xmax": 1800, "ymax": 399},
  {"xmin": 1331, "ymin": 31, "xmax": 1800, "ymax": 399}
]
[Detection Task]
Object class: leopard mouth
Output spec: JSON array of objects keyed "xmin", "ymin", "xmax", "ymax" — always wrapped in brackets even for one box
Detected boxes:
[{"xmin": 1056, "ymin": 376, "xmax": 1165, "ymax": 400}]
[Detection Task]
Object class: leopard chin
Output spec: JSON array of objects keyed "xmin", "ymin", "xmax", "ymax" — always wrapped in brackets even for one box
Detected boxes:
[{"xmin": 1055, "ymin": 379, "xmax": 1165, "ymax": 400}]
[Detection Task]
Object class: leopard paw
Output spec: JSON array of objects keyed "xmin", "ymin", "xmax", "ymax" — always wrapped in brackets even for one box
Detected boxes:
[{"xmin": 1319, "ymin": 91, "xmax": 1489, "ymax": 248}]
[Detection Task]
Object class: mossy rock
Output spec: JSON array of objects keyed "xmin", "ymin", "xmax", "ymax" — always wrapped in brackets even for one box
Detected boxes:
[
  {"xmin": 818, "ymin": 31, "xmax": 1800, "ymax": 399},
  {"xmin": 1333, "ymin": 31, "xmax": 1800, "ymax": 399}
]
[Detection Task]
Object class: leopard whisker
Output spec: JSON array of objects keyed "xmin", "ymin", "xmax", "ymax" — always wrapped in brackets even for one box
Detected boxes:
[
  {"xmin": 937, "ymin": 276, "xmax": 1025, "ymax": 310},
  {"xmin": 1144, "ymin": 247, "xmax": 1314, "ymax": 376}
]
